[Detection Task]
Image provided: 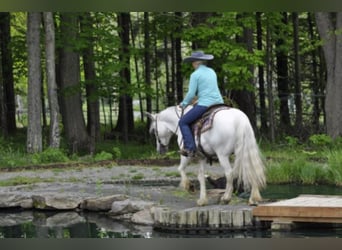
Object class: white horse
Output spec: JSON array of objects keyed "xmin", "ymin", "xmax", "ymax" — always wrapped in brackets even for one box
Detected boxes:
[{"xmin": 146, "ymin": 105, "xmax": 266, "ymax": 206}]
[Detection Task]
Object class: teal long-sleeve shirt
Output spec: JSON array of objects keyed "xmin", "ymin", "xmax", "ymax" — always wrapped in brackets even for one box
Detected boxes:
[{"xmin": 181, "ymin": 64, "xmax": 223, "ymax": 107}]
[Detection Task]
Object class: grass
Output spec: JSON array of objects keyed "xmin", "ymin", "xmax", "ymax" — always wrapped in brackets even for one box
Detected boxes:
[
  {"xmin": 0, "ymin": 176, "xmax": 56, "ymax": 186},
  {"xmin": 1, "ymin": 128, "xmax": 342, "ymax": 187}
]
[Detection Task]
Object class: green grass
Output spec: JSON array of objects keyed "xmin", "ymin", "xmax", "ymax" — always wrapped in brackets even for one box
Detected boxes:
[
  {"xmin": 0, "ymin": 176, "xmax": 56, "ymax": 186},
  {"xmin": 326, "ymin": 150, "xmax": 342, "ymax": 186},
  {"xmin": 1, "ymin": 128, "xmax": 342, "ymax": 187}
]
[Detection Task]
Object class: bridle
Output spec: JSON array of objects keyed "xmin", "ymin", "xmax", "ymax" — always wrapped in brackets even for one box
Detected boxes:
[{"xmin": 154, "ymin": 106, "xmax": 184, "ymax": 148}]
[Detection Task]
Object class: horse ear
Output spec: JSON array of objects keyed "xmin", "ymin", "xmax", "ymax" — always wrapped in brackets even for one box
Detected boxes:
[{"xmin": 145, "ymin": 112, "xmax": 155, "ymax": 121}]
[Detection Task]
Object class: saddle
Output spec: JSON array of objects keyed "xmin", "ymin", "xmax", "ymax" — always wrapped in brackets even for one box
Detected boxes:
[{"xmin": 191, "ymin": 104, "xmax": 230, "ymax": 163}]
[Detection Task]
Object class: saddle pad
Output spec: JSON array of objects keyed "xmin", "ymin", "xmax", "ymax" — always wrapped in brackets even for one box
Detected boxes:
[{"xmin": 192, "ymin": 105, "xmax": 230, "ymax": 136}]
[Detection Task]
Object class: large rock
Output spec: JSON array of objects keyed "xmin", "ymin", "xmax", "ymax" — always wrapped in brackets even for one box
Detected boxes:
[
  {"xmin": 32, "ymin": 194, "xmax": 84, "ymax": 210},
  {"xmin": 0, "ymin": 211, "xmax": 34, "ymax": 226},
  {"xmin": 109, "ymin": 199, "xmax": 155, "ymax": 216},
  {"xmin": 0, "ymin": 193, "xmax": 33, "ymax": 209},
  {"xmin": 131, "ymin": 208, "xmax": 154, "ymax": 225},
  {"xmin": 80, "ymin": 194, "xmax": 128, "ymax": 211}
]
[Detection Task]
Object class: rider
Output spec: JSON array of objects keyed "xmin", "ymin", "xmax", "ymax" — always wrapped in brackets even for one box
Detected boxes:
[{"xmin": 178, "ymin": 51, "xmax": 224, "ymax": 157}]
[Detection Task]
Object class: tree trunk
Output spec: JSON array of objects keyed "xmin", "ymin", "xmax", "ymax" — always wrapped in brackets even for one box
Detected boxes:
[
  {"xmin": 231, "ymin": 13, "xmax": 256, "ymax": 131},
  {"xmin": 115, "ymin": 12, "xmax": 134, "ymax": 142},
  {"xmin": 0, "ymin": 40, "xmax": 6, "ymax": 137},
  {"xmin": 308, "ymin": 13, "xmax": 321, "ymax": 133},
  {"xmin": 59, "ymin": 13, "xmax": 90, "ymax": 153},
  {"xmin": 80, "ymin": 12, "xmax": 100, "ymax": 154},
  {"xmin": 315, "ymin": 12, "xmax": 342, "ymax": 139},
  {"xmin": 26, "ymin": 12, "xmax": 42, "ymax": 153},
  {"xmin": 0, "ymin": 12, "xmax": 16, "ymax": 135},
  {"xmin": 175, "ymin": 12, "xmax": 183, "ymax": 104},
  {"xmin": 144, "ymin": 12, "xmax": 152, "ymax": 115},
  {"xmin": 276, "ymin": 12, "xmax": 291, "ymax": 133},
  {"xmin": 43, "ymin": 12, "xmax": 60, "ymax": 148},
  {"xmin": 292, "ymin": 12, "xmax": 303, "ymax": 134},
  {"xmin": 266, "ymin": 17, "xmax": 275, "ymax": 142},
  {"xmin": 256, "ymin": 12, "xmax": 268, "ymax": 134}
]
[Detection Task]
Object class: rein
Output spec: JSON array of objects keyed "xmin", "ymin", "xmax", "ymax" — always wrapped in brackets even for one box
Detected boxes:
[{"xmin": 154, "ymin": 106, "xmax": 184, "ymax": 148}]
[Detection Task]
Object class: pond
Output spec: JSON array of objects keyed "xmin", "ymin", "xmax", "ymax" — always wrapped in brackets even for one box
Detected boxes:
[{"xmin": 1, "ymin": 184, "xmax": 342, "ymax": 238}]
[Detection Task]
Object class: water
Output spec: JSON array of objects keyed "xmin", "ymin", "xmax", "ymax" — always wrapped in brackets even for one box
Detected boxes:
[{"xmin": 1, "ymin": 184, "xmax": 342, "ymax": 238}]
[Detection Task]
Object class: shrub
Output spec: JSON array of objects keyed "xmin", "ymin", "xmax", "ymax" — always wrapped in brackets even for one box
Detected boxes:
[
  {"xmin": 309, "ymin": 134, "xmax": 332, "ymax": 147},
  {"xmin": 326, "ymin": 150, "xmax": 342, "ymax": 186},
  {"xmin": 32, "ymin": 148, "xmax": 69, "ymax": 164},
  {"xmin": 94, "ymin": 151, "xmax": 113, "ymax": 161}
]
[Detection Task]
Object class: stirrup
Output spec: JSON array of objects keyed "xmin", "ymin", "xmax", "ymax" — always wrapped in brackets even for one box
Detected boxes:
[{"xmin": 178, "ymin": 149, "xmax": 196, "ymax": 157}]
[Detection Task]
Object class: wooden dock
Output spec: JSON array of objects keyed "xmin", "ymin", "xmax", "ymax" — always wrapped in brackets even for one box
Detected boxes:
[{"xmin": 253, "ymin": 194, "xmax": 342, "ymax": 224}]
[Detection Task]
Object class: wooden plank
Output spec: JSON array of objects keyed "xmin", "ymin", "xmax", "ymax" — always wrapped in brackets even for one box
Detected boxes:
[{"xmin": 253, "ymin": 195, "xmax": 342, "ymax": 224}]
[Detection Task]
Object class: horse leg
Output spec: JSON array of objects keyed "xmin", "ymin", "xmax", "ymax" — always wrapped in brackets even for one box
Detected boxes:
[
  {"xmin": 218, "ymin": 155, "xmax": 234, "ymax": 204},
  {"xmin": 178, "ymin": 156, "xmax": 191, "ymax": 191},
  {"xmin": 197, "ymin": 159, "xmax": 208, "ymax": 206},
  {"xmin": 249, "ymin": 185, "xmax": 262, "ymax": 206}
]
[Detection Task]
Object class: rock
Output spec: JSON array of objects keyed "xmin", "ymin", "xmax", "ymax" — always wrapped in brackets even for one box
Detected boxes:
[
  {"xmin": 45, "ymin": 212, "xmax": 85, "ymax": 227},
  {"xmin": 32, "ymin": 212, "xmax": 85, "ymax": 228},
  {"xmin": 0, "ymin": 211, "xmax": 34, "ymax": 226},
  {"xmin": 80, "ymin": 194, "xmax": 129, "ymax": 211},
  {"xmin": 0, "ymin": 193, "xmax": 33, "ymax": 209},
  {"xmin": 109, "ymin": 199, "xmax": 155, "ymax": 216},
  {"xmin": 131, "ymin": 208, "xmax": 154, "ymax": 225},
  {"xmin": 32, "ymin": 194, "xmax": 83, "ymax": 210}
]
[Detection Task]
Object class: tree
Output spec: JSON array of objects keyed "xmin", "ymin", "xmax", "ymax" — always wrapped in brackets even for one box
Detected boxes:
[
  {"xmin": 115, "ymin": 12, "xmax": 134, "ymax": 142},
  {"xmin": 80, "ymin": 12, "xmax": 100, "ymax": 154},
  {"xmin": 275, "ymin": 12, "xmax": 291, "ymax": 133},
  {"xmin": 43, "ymin": 12, "xmax": 60, "ymax": 148},
  {"xmin": 256, "ymin": 12, "xmax": 268, "ymax": 134},
  {"xmin": 315, "ymin": 12, "xmax": 342, "ymax": 139},
  {"xmin": 292, "ymin": 12, "xmax": 303, "ymax": 134},
  {"xmin": 26, "ymin": 12, "xmax": 42, "ymax": 153},
  {"xmin": 144, "ymin": 12, "xmax": 152, "ymax": 115},
  {"xmin": 58, "ymin": 13, "xmax": 89, "ymax": 153},
  {"xmin": 0, "ymin": 12, "xmax": 16, "ymax": 135}
]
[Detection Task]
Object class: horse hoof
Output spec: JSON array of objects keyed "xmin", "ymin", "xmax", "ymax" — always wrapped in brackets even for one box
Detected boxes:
[
  {"xmin": 179, "ymin": 181, "xmax": 190, "ymax": 191},
  {"xmin": 197, "ymin": 199, "xmax": 208, "ymax": 206},
  {"xmin": 248, "ymin": 201, "xmax": 259, "ymax": 206}
]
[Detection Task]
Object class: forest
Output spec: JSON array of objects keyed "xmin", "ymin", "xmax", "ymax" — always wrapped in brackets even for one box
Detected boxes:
[{"xmin": 0, "ymin": 12, "xmax": 342, "ymax": 156}]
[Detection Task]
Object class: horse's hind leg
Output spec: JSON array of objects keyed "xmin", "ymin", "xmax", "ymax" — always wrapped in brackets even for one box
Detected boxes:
[
  {"xmin": 218, "ymin": 155, "xmax": 234, "ymax": 204},
  {"xmin": 178, "ymin": 156, "xmax": 191, "ymax": 191},
  {"xmin": 249, "ymin": 185, "xmax": 262, "ymax": 206},
  {"xmin": 197, "ymin": 159, "xmax": 208, "ymax": 206}
]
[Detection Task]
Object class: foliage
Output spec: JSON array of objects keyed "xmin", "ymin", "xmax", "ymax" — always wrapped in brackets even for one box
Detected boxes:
[
  {"xmin": 308, "ymin": 134, "xmax": 333, "ymax": 147},
  {"xmin": 326, "ymin": 151, "xmax": 342, "ymax": 186},
  {"xmin": 32, "ymin": 148, "xmax": 69, "ymax": 164},
  {"xmin": 182, "ymin": 12, "xmax": 264, "ymax": 92},
  {"xmin": 284, "ymin": 136, "xmax": 299, "ymax": 147},
  {"xmin": 94, "ymin": 151, "xmax": 113, "ymax": 161}
]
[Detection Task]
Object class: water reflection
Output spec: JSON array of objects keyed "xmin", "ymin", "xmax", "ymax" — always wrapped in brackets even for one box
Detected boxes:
[
  {"xmin": 0, "ymin": 210, "xmax": 153, "ymax": 238},
  {"xmin": 1, "ymin": 184, "xmax": 342, "ymax": 238}
]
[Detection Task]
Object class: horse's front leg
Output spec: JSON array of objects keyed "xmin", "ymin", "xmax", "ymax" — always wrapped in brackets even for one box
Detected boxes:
[
  {"xmin": 218, "ymin": 156, "xmax": 234, "ymax": 204},
  {"xmin": 197, "ymin": 159, "xmax": 208, "ymax": 206},
  {"xmin": 178, "ymin": 156, "xmax": 191, "ymax": 191}
]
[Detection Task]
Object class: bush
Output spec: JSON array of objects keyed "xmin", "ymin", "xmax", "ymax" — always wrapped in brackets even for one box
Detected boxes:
[
  {"xmin": 309, "ymin": 134, "xmax": 332, "ymax": 147},
  {"xmin": 326, "ymin": 150, "xmax": 342, "ymax": 186},
  {"xmin": 94, "ymin": 151, "xmax": 113, "ymax": 161},
  {"xmin": 32, "ymin": 148, "xmax": 69, "ymax": 164}
]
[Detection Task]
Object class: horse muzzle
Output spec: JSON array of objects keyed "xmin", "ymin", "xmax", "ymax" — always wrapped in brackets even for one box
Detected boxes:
[{"xmin": 158, "ymin": 144, "xmax": 168, "ymax": 155}]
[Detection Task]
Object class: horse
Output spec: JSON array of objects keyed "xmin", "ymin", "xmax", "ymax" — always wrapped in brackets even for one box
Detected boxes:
[{"xmin": 146, "ymin": 105, "xmax": 266, "ymax": 206}]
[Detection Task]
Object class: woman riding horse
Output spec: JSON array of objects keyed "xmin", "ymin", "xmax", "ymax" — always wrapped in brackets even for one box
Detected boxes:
[{"xmin": 179, "ymin": 51, "xmax": 224, "ymax": 157}]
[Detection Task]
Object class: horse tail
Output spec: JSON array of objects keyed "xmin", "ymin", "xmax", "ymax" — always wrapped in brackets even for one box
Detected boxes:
[{"xmin": 233, "ymin": 113, "xmax": 266, "ymax": 192}]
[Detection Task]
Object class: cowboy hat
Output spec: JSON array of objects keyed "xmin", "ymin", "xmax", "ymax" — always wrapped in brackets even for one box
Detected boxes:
[{"xmin": 183, "ymin": 51, "xmax": 214, "ymax": 62}]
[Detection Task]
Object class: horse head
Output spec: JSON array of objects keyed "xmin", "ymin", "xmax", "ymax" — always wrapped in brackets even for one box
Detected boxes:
[{"xmin": 146, "ymin": 111, "xmax": 174, "ymax": 154}]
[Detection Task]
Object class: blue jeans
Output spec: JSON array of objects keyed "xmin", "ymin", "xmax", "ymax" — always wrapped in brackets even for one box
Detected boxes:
[{"xmin": 179, "ymin": 105, "xmax": 208, "ymax": 151}]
